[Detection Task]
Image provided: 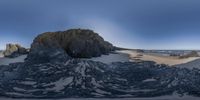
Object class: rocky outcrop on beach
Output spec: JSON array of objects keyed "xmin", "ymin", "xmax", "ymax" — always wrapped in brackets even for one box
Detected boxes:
[
  {"xmin": 179, "ymin": 51, "xmax": 199, "ymax": 59},
  {"xmin": 28, "ymin": 29, "xmax": 114, "ymax": 59},
  {"xmin": 3, "ymin": 44, "xmax": 28, "ymax": 58}
]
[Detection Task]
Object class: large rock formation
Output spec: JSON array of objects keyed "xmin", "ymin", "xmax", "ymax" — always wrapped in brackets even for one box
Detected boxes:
[
  {"xmin": 3, "ymin": 44, "xmax": 28, "ymax": 58},
  {"xmin": 28, "ymin": 29, "xmax": 114, "ymax": 60}
]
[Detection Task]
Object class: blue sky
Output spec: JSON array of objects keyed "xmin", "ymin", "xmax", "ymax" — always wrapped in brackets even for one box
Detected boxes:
[{"xmin": 1, "ymin": 0, "xmax": 200, "ymax": 50}]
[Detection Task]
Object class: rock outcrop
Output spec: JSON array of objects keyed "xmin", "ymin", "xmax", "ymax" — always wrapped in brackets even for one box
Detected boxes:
[
  {"xmin": 26, "ymin": 41, "xmax": 70, "ymax": 64},
  {"xmin": 3, "ymin": 44, "xmax": 28, "ymax": 58},
  {"xmin": 28, "ymin": 29, "xmax": 114, "ymax": 59},
  {"xmin": 179, "ymin": 51, "xmax": 199, "ymax": 59}
]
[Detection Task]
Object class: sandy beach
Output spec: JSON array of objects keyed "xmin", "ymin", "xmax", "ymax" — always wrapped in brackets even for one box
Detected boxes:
[{"xmin": 119, "ymin": 50, "xmax": 200, "ymax": 66}]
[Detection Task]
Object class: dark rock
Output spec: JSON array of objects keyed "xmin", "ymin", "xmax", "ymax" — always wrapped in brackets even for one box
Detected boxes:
[
  {"xmin": 136, "ymin": 49, "xmax": 144, "ymax": 53},
  {"xmin": 26, "ymin": 39, "xmax": 70, "ymax": 64},
  {"xmin": 29, "ymin": 29, "xmax": 114, "ymax": 58},
  {"xmin": 1, "ymin": 60, "xmax": 200, "ymax": 98},
  {"xmin": 3, "ymin": 44, "xmax": 28, "ymax": 58}
]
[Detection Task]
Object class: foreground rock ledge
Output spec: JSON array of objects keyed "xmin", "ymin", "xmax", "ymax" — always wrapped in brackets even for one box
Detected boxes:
[{"xmin": 1, "ymin": 60, "xmax": 200, "ymax": 98}]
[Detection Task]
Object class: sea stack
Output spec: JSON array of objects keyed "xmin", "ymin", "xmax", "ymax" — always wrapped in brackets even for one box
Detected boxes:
[
  {"xmin": 3, "ymin": 44, "xmax": 28, "ymax": 58},
  {"xmin": 27, "ymin": 29, "xmax": 114, "ymax": 63}
]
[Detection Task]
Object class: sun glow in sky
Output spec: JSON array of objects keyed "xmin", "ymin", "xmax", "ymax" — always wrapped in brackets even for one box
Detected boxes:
[{"xmin": 1, "ymin": 0, "xmax": 200, "ymax": 50}]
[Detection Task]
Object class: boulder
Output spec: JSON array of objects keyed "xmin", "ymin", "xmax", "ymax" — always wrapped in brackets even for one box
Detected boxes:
[
  {"xmin": 3, "ymin": 44, "xmax": 28, "ymax": 58},
  {"xmin": 28, "ymin": 29, "xmax": 114, "ymax": 59}
]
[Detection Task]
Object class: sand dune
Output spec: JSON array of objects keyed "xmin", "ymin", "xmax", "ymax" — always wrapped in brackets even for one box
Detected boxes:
[{"xmin": 119, "ymin": 50, "xmax": 200, "ymax": 66}]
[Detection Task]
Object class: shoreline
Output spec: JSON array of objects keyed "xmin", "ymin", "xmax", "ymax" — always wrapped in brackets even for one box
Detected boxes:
[{"xmin": 118, "ymin": 50, "xmax": 200, "ymax": 66}]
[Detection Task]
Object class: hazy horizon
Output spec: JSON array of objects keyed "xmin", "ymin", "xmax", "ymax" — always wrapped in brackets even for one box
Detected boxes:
[{"xmin": 1, "ymin": 0, "xmax": 200, "ymax": 50}]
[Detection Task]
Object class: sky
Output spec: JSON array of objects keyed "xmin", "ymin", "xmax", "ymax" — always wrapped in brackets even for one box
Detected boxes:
[{"xmin": 1, "ymin": 0, "xmax": 200, "ymax": 50}]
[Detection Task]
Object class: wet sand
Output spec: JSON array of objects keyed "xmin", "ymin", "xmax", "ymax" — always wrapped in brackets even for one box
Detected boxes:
[{"xmin": 0, "ymin": 55, "xmax": 27, "ymax": 65}]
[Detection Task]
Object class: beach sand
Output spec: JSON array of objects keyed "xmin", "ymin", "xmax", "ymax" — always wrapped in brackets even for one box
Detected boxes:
[{"xmin": 119, "ymin": 50, "xmax": 200, "ymax": 66}]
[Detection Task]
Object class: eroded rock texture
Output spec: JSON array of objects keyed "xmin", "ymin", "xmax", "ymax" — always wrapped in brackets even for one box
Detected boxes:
[{"xmin": 28, "ymin": 29, "xmax": 114, "ymax": 60}]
